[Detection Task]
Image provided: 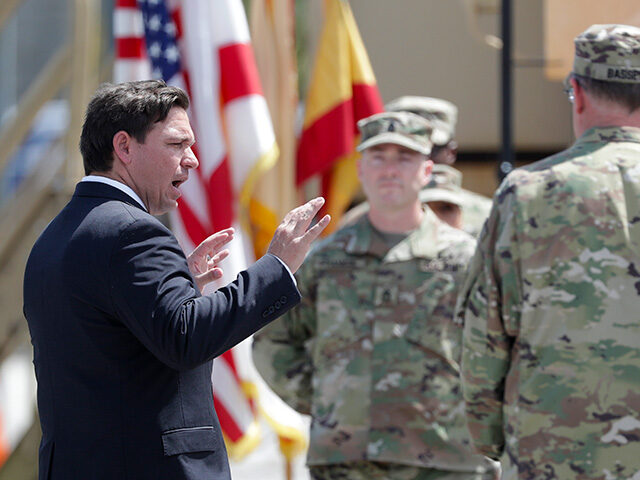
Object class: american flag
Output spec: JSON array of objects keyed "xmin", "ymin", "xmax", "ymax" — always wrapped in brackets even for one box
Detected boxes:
[
  {"xmin": 138, "ymin": 0, "xmax": 181, "ymax": 80},
  {"xmin": 113, "ymin": 0, "xmax": 278, "ymax": 458}
]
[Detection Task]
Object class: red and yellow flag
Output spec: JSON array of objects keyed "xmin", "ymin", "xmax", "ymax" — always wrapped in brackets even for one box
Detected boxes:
[{"xmin": 296, "ymin": 0, "xmax": 383, "ymax": 233}]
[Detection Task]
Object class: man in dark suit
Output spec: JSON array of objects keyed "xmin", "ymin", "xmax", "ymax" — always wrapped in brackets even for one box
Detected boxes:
[{"xmin": 23, "ymin": 80, "xmax": 330, "ymax": 480}]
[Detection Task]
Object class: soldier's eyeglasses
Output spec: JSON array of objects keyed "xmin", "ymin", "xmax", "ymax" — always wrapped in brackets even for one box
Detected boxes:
[
  {"xmin": 563, "ymin": 75, "xmax": 575, "ymax": 104},
  {"xmin": 563, "ymin": 85, "xmax": 575, "ymax": 104}
]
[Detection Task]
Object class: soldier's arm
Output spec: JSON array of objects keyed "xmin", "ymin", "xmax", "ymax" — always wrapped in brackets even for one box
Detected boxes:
[
  {"xmin": 456, "ymin": 184, "xmax": 521, "ymax": 459},
  {"xmin": 252, "ymin": 258, "xmax": 317, "ymax": 415}
]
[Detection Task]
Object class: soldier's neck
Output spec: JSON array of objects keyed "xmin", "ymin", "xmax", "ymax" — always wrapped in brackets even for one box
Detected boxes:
[
  {"xmin": 574, "ymin": 96, "xmax": 640, "ymax": 137},
  {"xmin": 367, "ymin": 203, "xmax": 423, "ymax": 234}
]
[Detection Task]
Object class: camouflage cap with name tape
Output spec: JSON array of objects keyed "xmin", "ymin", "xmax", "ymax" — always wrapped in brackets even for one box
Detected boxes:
[{"xmin": 574, "ymin": 24, "xmax": 640, "ymax": 83}]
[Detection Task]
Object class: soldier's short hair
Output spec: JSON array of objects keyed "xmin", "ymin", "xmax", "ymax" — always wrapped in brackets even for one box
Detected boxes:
[{"xmin": 571, "ymin": 74, "xmax": 640, "ymax": 112}]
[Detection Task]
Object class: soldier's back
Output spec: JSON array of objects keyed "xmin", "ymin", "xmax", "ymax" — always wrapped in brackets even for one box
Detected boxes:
[{"xmin": 497, "ymin": 126, "xmax": 640, "ymax": 479}]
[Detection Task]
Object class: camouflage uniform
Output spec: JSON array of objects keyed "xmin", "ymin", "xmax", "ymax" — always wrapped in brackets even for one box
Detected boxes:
[
  {"xmin": 386, "ymin": 96, "xmax": 492, "ymax": 237},
  {"xmin": 309, "ymin": 461, "xmax": 494, "ymax": 480},
  {"xmin": 455, "ymin": 190, "xmax": 492, "ymax": 238},
  {"xmin": 254, "ymin": 210, "xmax": 496, "ymax": 478},
  {"xmin": 456, "ymin": 24, "xmax": 640, "ymax": 480}
]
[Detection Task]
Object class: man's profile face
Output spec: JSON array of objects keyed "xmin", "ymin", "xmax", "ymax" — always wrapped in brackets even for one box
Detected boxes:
[
  {"xmin": 126, "ymin": 107, "xmax": 198, "ymax": 215},
  {"xmin": 427, "ymin": 201, "xmax": 463, "ymax": 229},
  {"xmin": 358, "ymin": 143, "xmax": 431, "ymax": 214}
]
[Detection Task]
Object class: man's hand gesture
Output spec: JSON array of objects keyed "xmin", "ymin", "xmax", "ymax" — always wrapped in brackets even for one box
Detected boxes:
[
  {"xmin": 187, "ymin": 198, "xmax": 329, "ymax": 290},
  {"xmin": 186, "ymin": 227, "xmax": 234, "ymax": 292},
  {"xmin": 267, "ymin": 197, "xmax": 331, "ymax": 274}
]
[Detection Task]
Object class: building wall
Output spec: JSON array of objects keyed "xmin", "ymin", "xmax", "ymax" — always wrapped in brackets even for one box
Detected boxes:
[
  {"xmin": 347, "ymin": 0, "xmax": 574, "ymax": 152},
  {"xmin": 301, "ymin": 0, "xmax": 578, "ymax": 198}
]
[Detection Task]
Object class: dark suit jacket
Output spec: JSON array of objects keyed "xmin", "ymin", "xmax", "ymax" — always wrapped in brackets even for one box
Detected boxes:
[{"xmin": 23, "ymin": 181, "xmax": 300, "ymax": 480}]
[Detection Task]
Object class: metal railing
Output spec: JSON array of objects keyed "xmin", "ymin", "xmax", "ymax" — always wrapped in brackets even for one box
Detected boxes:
[
  {"xmin": 0, "ymin": 0, "xmax": 102, "ymax": 354},
  {"xmin": 0, "ymin": 0, "xmax": 105, "ymax": 475}
]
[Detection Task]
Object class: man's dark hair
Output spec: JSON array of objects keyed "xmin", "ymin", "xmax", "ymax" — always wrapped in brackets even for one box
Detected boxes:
[
  {"xmin": 79, "ymin": 80, "xmax": 190, "ymax": 175},
  {"xmin": 573, "ymin": 73, "xmax": 640, "ymax": 113}
]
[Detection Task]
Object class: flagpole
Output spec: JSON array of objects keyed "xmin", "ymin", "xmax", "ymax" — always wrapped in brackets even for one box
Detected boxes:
[
  {"xmin": 285, "ymin": 458, "xmax": 292, "ymax": 480},
  {"xmin": 498, "ymin": 0, "xmax": 514, "ymax": 182}
]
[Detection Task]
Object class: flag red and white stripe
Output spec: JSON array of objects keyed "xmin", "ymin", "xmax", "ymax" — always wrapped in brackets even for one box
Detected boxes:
[
  {"xmin": 0, "ymin": 350, "xmax": 37, "ymax": 469},
  {"xmin": 113, "ymin": 0, "xmax": 151, "ymax": 81},
  {"xmin": 114, "ymin": 0, "xmax": 277, "ymax": 459}
]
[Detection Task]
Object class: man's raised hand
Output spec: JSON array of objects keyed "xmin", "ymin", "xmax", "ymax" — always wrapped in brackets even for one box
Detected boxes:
[
  {"xmin": 267, "ymin": 197, "xmax": 331, "ymax": 274},
  {"xmin": 187, "ymin": 227, "xmax": 234, "ymax": 292}
]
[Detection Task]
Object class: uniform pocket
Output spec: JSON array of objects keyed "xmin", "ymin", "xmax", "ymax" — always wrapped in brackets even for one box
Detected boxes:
[
  {"xmin": 404, "ymin": 272, "xmax": 456, "ymax": 346},
  {"xmin": 314, "ymin": 270, "xmax": 373, "ymax": 362},
  {"xmin": 161, "ymin": 426, "xmax": 218, "ymax": 456},
  {"xmin": 403, "ymin": 271, "xmax": 464, "ymax": 373}
]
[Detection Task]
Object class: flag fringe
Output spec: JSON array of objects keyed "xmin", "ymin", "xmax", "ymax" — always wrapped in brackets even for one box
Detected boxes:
[
  {"xmin": 239, "ymin": 143, "xmax": 280, "ymax": 236},
  {"xmin": 222, "ymin": 419, "xmax": 262, "ymax": 460},
  {"xmin": 258, "ymin": 405, "xmax": 308, "ymax": 461}
]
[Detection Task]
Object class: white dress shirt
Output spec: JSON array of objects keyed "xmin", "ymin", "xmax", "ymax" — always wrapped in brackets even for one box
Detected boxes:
[{"xmin": 81, "ymin": 175, "xmax": 147, "ymax": 211}]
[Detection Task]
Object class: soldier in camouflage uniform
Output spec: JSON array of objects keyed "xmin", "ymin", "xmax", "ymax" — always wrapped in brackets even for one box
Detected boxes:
[
  {"xmin": 254, "ymin": 112, "xmax": 498, "ymax": 479},
  {"xmin": 456, "ymin": 24, "xmax": 640, "ymax": 479},
  {"xmin": 386, "ymin": 96, "xmax": 492, "ymax": 237}
]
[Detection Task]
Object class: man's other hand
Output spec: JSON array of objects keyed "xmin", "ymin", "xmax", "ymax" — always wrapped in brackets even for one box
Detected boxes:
[
  {"xmin": 267, "ymin": 197, "xmax": 331, "ymax": 274},
  {"xmin": 187, "ymin": 227, "xmax": 234, "ymax": 292}
]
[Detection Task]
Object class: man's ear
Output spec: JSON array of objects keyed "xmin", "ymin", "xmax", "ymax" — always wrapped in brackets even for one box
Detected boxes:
[
  {"xmin": 571, "ymin": 78, "xmax": 586, "ymax": 114},
  {"xmin": 447, "ymin": 140, "xmax": 458, "ymax": 160},
  {"xmin": 112, "ymin": 130, "xmax": 133, "ymax": 165},
  {"xmin": 421, "ymin": 159, "xmax": 434, "ymax": 188}
]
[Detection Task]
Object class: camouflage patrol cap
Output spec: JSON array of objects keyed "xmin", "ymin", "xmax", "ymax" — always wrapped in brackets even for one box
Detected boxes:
[
  {"xmin": 357, "ymin": 111, "xmax": 433, "ymax": 155},
  {"xmin": 573, "ymin": 24, "xmax": 640, "ymax": 83},
  {"xmin": 419, "ymin": 164, "xmax": 464, "ymax": 207},
  {"xmin": 385, "ymin": 96, "xmax": 458, "ymax": 146}
]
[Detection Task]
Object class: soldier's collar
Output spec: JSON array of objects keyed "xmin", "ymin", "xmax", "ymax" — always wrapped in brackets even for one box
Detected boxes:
[{"xmin": 578, "ymin": 126, "xmax": 640, "ymax": 145}]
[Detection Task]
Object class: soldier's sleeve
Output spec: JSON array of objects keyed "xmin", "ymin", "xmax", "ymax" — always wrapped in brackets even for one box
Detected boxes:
[
  {"xmin": 252, "ymin": 256, "xmax": 317, "ymax": 415},
  {"xmin": 455, "ymin": 179, "xmax": 522, "ymax": 459}
]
